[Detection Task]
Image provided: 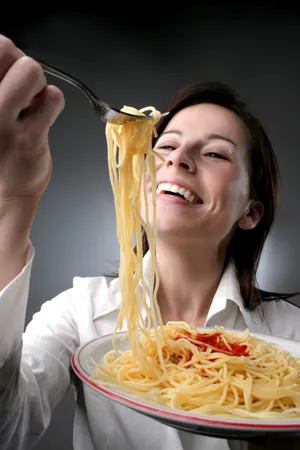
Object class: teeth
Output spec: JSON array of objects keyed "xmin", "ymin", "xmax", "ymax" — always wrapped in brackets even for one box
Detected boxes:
[{"xmin": 156, "ymin": 183, "xmax": 199, "ymax": 204}]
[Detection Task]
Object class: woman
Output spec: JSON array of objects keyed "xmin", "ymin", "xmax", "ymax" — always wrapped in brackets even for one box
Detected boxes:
[{"xmin": 0, "ymin": 34, "xmax": 299, "ymax": 450}]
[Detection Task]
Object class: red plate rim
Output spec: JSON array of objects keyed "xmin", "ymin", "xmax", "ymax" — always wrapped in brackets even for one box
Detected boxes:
[{"xmin": 71, "ymin": 333, "xmax": 300, "ymax": 431}]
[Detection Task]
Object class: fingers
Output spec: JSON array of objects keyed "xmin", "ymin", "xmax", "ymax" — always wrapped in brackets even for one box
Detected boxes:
[
  {"xmin": 0, "ymin": 56, "xmax": 48, "ymax": 120},
  {"xmin": 0, "ymin": 34, "xmax": 64, "ymax": 200},
  {"xmin": 21, "ymin": 84, "xmax": 65, "ymax": 135},
  {"xmin": 0, "ymin": 34, "xmax": 65, "ymax": 131},
  {"xmin": 0, "ymin": 35, "xmax": 25, "ymax": 81}
]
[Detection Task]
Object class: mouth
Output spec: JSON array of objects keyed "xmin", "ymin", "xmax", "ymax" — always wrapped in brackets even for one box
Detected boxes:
[{"xmin": 156, "ymin": 182, "xmax": 202, "ymax": 205}]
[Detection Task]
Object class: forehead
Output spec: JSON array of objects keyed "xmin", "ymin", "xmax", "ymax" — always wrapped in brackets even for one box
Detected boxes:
[{"xmin": 163, "ymin": 103, "xmax": 250, "ymax": 149}]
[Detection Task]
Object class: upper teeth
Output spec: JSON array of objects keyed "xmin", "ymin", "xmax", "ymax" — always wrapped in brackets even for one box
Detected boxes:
[{"xmin": 156, "ymin": 183, "xmax": 198, "ymax": 204}]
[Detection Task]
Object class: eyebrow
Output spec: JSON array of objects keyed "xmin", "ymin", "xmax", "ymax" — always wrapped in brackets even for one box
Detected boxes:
[{"xmin": 158, "ymin": 129, "xmax": 238, "ymax": 148}]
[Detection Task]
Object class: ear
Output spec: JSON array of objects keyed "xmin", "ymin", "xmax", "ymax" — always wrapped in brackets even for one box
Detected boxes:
[{"xmin": 237, "ymin": 201, "xmax": 264, "ymax": 231}]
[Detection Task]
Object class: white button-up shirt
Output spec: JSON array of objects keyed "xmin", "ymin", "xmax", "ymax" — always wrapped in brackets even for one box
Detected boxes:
[{"xmin": 0, "ymin": 244, "xmax": 300, "ymax": 450}]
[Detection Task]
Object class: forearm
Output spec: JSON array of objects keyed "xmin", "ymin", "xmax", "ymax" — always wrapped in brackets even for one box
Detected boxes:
[{"xmin": 0, "ymin": 197, "xmax": 38, "ymax": 290}]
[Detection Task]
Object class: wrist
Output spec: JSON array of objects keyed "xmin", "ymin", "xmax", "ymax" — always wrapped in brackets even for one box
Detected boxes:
[
  {"xmin": 0, "ymin": 196, "xmax": 39, "ymax": 252},
  {"xmin": 0, "ymin": 197, "xmax": 38, "ymax": 290}
]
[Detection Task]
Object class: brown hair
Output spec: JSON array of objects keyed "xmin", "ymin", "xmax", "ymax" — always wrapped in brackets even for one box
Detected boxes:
[{"xmin": 139, "ymin": 81, "xmax": 298, "ymax": 310}]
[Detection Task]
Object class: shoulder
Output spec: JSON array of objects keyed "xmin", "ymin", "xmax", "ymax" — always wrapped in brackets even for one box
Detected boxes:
[
  {"xmin": 262, "ymin": 299, "xmax": 300, "ymax": 340},
  {"xmin": 32, "ymin": 274, "xmax": 121, "ymax": 322},
  {"xmin": 71, "ymin": 274, "xmax": 122, "ymax": 319}
]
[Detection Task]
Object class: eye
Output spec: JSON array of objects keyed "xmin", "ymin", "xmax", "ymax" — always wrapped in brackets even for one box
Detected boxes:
[
  {"xmin": 157, "ymin": 144, "xmax": 176, "ymax": 151},
  {"xmin": 205, "ymin": 152, "xmax": 229, "ymax": 161}
]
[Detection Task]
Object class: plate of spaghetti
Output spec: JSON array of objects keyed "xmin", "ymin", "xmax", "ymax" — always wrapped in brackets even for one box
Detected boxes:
[
  {"xmin": 71, "ymin": 103, "xmax": 300, "ymax": 438},
  {"xmin": 72, "ymin": 324, "xmax": 300, "ymax": 439}
]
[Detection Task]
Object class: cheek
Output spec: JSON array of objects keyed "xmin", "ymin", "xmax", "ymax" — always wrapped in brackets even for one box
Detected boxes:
[
  {"xmin": 145, "ymin": 157, "xmax": 162, "ymax": 193},
  {"xmin": 225, "ymin": 171, "xmax": 250, "ymax": 214},
  {"xmin": 208, "ymin": 166, "xmax": 249, "ymax": 208},
  {"xmin": 154, "ymin": 157, "xmax": 163, "ymax": 174},
  {"xmin": 140, "ymin": 176, "xmax": 155, "ymax": 222},
  {"xmin": 204, "ymin": 170, "xmax": 232, "ymax": 199}
]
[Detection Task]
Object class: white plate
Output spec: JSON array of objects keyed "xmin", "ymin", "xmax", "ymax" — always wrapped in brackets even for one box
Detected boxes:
[{"xmin": 71, "ymin": 329, "xmax": 300, "ymax": 440}]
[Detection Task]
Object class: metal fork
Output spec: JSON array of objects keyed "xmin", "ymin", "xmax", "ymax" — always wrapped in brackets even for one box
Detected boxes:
[{"xmin": 36, "ymin": 59, "xmax": 167, "ymax": 125}]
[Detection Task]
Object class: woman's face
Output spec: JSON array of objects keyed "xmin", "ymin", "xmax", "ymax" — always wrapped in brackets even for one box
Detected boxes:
[{"xmin": 144, "ymin": 103, "xmax": 260, "ymax": 245}]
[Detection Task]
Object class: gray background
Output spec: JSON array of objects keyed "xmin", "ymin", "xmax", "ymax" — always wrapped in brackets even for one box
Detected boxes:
[{"xmin": 2, "ymin": 3, "xmax": 300, "ymax": 449}]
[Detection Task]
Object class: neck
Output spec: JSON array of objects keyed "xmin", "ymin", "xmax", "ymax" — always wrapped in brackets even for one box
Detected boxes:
[{"xmin": 155, "ymin": 239, "xmax": 227, "ymax": 326}]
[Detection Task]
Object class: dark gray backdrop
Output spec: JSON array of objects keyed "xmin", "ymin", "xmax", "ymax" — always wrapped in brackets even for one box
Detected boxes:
[{"xmin": 2, "ymin": 3, "xmax": 300, "ymax": 449}]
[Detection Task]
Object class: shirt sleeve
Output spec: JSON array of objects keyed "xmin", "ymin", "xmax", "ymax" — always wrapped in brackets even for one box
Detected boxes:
[{"xmin": 0, "ymin": 242, "xmax": 80, "ymax": 450}]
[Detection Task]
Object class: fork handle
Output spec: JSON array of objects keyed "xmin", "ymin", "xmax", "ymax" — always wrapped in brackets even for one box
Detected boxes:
[{"xmin": 36, "ymin": 59, "xmax": 107, "ymax": 108}]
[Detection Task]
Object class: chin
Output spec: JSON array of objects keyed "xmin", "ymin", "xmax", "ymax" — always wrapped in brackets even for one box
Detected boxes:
[
  {"xmin": 142, "ymin": 202, "xmax": 210, "ymax": 238},
  {"xmin": 155, "ymin": 217, "xmax": 200, "ymax": 238}
]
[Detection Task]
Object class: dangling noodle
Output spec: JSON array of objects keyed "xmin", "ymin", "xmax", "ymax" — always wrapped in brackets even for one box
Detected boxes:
[
  {"xmin": 90, "ymin": 104, "xmax": 300, "ymax": 420},
  {"xmin": 105, "ymin": 105, "xmax": 165, "ymax": 377}
]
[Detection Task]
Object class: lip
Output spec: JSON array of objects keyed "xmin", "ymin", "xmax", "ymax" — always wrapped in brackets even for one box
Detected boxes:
[
  {"xmin": 156, "ymin": 179, "xmax": 203, "ymax": 204},
  {"xmin": 157, "ymin": 193, "xmax": 200, "ymax": 206}
]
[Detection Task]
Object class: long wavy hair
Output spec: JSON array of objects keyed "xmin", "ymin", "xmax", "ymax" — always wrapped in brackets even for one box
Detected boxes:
[{"xmin": 137, "ymin": 81, "xmax": 298, "ymax": 310}]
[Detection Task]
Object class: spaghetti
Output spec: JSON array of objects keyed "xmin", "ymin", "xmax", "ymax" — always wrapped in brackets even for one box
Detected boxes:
[
  {"xmin": 93, "ymin": 323, "xmax": 300, "ymax": 419},
  {"xmin": 105, "ymin": 105, "xmax": 165, "ymax": 375},
  {"xmin": 92, "ymin": 104, "xmax": 300, "ymax": 419}
]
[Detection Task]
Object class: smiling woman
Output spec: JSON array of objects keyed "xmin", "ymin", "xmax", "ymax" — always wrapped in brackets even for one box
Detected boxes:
[{"xmin": 148, "ymin": 82, "xmax": 299, "ymax": 314}]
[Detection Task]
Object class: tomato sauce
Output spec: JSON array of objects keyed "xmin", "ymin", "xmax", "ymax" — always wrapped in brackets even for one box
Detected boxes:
[{"xmin": 176, "ymin": 330, "xmax": 250, "ymax": 357}]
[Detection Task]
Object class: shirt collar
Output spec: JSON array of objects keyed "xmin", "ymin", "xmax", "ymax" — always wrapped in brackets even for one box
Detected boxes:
[
  {"xmin": 141, "ymin": 251, "xmax": 271, "ymax": 335},
  {"xmin": 206, "ymin": 260, "xmax": 271, "ymax": 334}
]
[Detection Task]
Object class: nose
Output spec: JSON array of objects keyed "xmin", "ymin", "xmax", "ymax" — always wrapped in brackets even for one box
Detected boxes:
[{"xmin": 165, "ymin": 147, "xmax": 196, "ymax": 172}]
